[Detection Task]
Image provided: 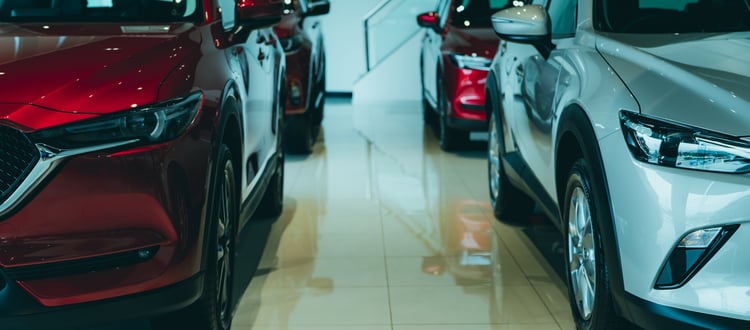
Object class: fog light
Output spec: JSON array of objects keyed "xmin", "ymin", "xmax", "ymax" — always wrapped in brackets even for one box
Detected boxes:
[
  {"xmin": 655, "ymin": 225, "xmax": 738, "ymax": 289},
  {"xmin": 678, "ymin": 228, "xmax": 722, "ymax": 248}
]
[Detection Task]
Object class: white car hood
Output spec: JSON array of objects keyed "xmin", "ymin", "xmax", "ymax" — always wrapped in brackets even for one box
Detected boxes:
[{"xmin": 597, "ymin": 32, "xmax": 750, "ymax": 136}]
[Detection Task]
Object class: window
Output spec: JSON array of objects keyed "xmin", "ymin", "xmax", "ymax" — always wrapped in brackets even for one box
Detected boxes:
[
  {"xmin": 547, "ymin": 0, "xmax": 577, "ymax": 36},
  {"xmin": 450, "ymin": 0, "xmax": 521, "ymax": 28},
  {"xmin": 0, "ymin": 0, "xmax": 202, "ymax": 22},
  {"xmin": 595, "ymin": 0, "xmax": 750, "ymax": 33}
]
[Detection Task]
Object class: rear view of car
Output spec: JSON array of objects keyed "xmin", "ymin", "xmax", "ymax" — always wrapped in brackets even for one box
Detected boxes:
[
  {"xmin": 417, "ymin": 0, "xmax": 521, "ymax": 151},
  {"xmin": 0, "ymin": 1, "xmax": 286, "ymax": 329}
]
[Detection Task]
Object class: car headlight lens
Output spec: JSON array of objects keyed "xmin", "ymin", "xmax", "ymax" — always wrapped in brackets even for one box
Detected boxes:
[
  {"xmin": 448, "ymin": 53, "xmax": 491, "ymax": 71},
  {"xmin": 31, "ymin": 92, "xmax": 203, "ymax": 150},
  {"xmin": 279, "ymin": 34, "xmax": 304, "ymax": 52},
  {"xmin": 620, "ymin": 111, "xmax": 750, "ymax": 173}
]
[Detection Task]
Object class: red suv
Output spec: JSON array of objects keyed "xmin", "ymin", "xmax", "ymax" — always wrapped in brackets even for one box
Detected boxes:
[
  {"xmin": 0, "ymin": 1, "xmax": 285, "ymax": 329},
  {"xmin": 275, "ymin": 0, "xmax": 329, "ymax": 153},
  {"xmin": 418, "ymin": 0, "xmax": 518, "ymax": 150}
]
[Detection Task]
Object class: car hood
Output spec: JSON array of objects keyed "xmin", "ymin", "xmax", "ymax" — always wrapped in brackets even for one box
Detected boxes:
[
  {"xmin": 597, "ymin": 32, "xmax": 750, "ymax": 136},
  {"xmin": 0, "ymin": 23, "xmax": 201, "ymax": 120},
  {"xmin": 445, "ymin": 27, "xmax": 498, "ymax": 59}
]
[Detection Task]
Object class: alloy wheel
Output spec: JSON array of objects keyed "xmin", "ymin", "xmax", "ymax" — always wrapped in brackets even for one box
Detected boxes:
[
  {"xmin": 216, "ymin": 163, "xmax": 233, "ymax": 329},
  {"xmin": 488, "ymin": 113, "xmax": 501, "ymax": 203},
  {"xmin": 567, "ymin": 186, "xmax": 596, "ymax": 321}
]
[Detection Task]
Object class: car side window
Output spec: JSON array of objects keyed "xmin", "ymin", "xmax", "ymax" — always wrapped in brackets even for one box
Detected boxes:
[
  {"xmin": 438, "ymin": 0, "xmax": 451, "ymax": 27},
  {"xmin": 218, "ymin": 0, "xmax": 235, "ymax": 30},
  {"xmin": 547, "ymin": 0, "xmax": 577, "ymax": 37}
]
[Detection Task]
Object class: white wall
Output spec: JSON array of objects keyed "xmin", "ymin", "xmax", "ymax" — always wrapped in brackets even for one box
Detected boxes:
[
  {"xmin": 352, "ymin": 31, "xmax": 423, "ymax": 103},
  {"xmin": 319, "ymin": 0, "xmax": 381, "ymax": 93}
]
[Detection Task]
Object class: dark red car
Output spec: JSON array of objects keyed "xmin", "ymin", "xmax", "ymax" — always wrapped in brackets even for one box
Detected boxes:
[
  {"xmin": 275, "ymin": 0, "xmax": 329, "ymax": 153},
  {"xmin": 0, "ymin": 1, "xmax": 285, "ymax": 329},
  {"xmin": 418, "ymin": 0, "xmax": 517, "ymax": 150}
]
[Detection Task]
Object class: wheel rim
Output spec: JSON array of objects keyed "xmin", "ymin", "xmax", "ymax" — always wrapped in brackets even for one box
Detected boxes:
[
  {"xmin": 567, "ymin": 186, "xmax": 596, "ymax": 321},
  {"xmin": 488, "ymin": 114, "xmax": 501, "ymax": 203},
  {"xmin": 217, "ymin": 164, "xmax": 233, "ymax": 328}
]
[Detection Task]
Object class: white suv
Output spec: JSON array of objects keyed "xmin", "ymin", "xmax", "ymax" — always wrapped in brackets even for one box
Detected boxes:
[{"xmin": 486, "ymin": 0, "xmax": 750, "ymax": 329}]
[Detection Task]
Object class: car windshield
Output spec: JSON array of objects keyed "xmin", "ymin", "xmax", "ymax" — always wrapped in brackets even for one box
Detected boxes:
[
  {"xmin": 450, "ymin": 0, "xmax": 522, "ymax": 28},
  {"xmin": 596, "ymin": 0, "xmax": 750, "ymax": 33},
  {"xmin": 0, "ymin": 0, "xmax": 202, "ymax": 22}
]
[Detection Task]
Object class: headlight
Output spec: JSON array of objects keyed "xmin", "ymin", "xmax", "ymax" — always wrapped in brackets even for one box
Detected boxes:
[
  {"xmin": 31, "ymin": 92, "xmax": 203, "ymax": 150},
  {"xmin": 279, "ymin": 34, "xmax": 304, "ymax": 52},
  {"xmin": 620, "ymin": 111, "xmax": 750, "ymax": 173},
  {"xmin": 448, "ymin": 53, "xmax": 492, "ymax": 71}
]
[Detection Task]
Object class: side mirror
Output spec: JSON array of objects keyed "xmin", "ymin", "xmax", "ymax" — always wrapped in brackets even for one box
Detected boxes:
[
  {"xmin": 417, "ymin": 11, "xmax": 440, "ymax": 30},
  {"xmin": 235, "ymin": 0, "xmax": 284, "ymax": 28},
  {"xmin": 307, "ymin": 0, "xmax": 330, "ymax": 16},
  {"xmin": 491, "ymin": 5, "xmax": 555, "ymax": 58}
]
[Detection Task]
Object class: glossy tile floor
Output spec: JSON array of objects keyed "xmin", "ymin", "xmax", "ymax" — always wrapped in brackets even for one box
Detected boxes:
[{"xmin": 232, "ymin": 98, "xmax": 575, "ymax": 330}]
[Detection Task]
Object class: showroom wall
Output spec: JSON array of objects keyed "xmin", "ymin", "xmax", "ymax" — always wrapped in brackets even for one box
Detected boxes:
[
  {"xmin": 319, "ymin": 0, "xmax": 380, "ymax": 94},
  {"xmin": 320, "ymin": 0, "xmax": 437, "ymax": 95}
]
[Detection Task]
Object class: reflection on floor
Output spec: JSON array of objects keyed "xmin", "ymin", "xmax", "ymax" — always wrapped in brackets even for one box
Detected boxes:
[{"xmin": 233, "ymin": 98, "xmax": 575, "ymax": 330}]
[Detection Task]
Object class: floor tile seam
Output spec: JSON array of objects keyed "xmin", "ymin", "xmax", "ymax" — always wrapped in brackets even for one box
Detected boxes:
[
  {"xmin": 389, "ymin": 321, "xmax": 560, "ymax": 325},
  {"xmin": 491, "ymin": 224, "xmax": 551, "ymax": 281},
  {"xmin": 247, "ymin": 323, "xmax": 394, "ymax": 326},
  {"xmin": 253, "ymin": 284, "xmax": 391, "ymax": 289},
  {"xmin": 378, "ymin": 194, "xmax": 396, "ymax": 329}
]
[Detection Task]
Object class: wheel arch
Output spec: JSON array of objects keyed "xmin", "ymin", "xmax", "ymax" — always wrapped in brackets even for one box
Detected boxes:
[
  {"xmin": 555, "ymin": 104, "xmax": 630, "ymax": 320},
  {"xmin": 199, "ymin": 81, "xmax": 243, "ymax": 274}
]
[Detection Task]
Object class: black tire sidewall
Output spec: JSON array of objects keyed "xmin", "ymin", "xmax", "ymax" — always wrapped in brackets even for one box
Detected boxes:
[
  {"xmin": 563, "ymin": 159, "xmax": 617, "ymax": 330},
  {"xmin": 211, "ymin": 146, "xmax": 237, "ymax": 330}
]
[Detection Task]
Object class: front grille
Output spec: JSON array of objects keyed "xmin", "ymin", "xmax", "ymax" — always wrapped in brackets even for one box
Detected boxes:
[{"xmin": 0, "ymin": 125, "xmax": 39, "ymax": 205}]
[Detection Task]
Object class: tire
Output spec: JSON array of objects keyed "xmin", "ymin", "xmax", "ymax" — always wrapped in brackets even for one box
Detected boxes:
[
  {"xmin": 285, "ymin": 114, "xmax": 316, "ymax": 154},
  {"xmin": 152, "ymin": 145, "xmax": 237, "ymax": 330},
  {"xmin": 422, "ymin": 96, "xmax": 437, "ymax": 125},
  {"xmin": 487, "ymin": 110, "xmax": 534, "ymax": 223},
  {"xmin": 563, "ymin": 159, "xmax": 623, "ymax": 330},
  {"xmin": 437, "ymin": 74, "xmax": 468, "ymax": 151},
  {"xmin": 420, "ymin": 58, "xmax": 437, "ymax": 126},
  {"xmin": 313, "ymin": 72, "xmax": 326, "ymax": 125},
  {"xmin": 256, "ymin": 148, "xmax": 284, "ymax": 218}
]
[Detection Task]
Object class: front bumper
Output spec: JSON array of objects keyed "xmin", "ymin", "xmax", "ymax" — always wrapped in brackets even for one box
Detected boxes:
[
  {"xmin": 599, "ymin": 132, "xmax": 750, "ymax": 323},
  {"xmin": 0, "ymin": 272, "xmax": 203, "ymax": 330},
  {"xmin": 0, "ymin": 121, "xmax": 212, "ymax": 309}
]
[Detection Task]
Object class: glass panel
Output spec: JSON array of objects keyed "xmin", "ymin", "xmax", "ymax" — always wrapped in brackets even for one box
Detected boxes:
[
  {"xmin": 0, "ymin": 0, "xmax": 202, "ymax": 22},
  {"xmin": 596, "ymin": 0, "xmax": 750, "ymax": 33},
  {"xmin": 365, "ymin": 0, "xmax": 439, "ymax": 71}
]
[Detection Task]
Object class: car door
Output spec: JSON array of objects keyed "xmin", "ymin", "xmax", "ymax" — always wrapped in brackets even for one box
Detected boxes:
[
  {"xmin": 505, "ymin": 0, "xmax": 577, "ymax": 201},
  {"xmin": 422, "ymin": 0, "xmax": 451, "ymax": 106},
  {"xmin": 219, "ymin": 0, "xmax": 275, "ymax": 201}
]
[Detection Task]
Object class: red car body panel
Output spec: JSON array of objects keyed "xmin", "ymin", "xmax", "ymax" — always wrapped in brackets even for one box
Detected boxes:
[
  {"xmin": 0, "ymin": 0, "xmax": 285, "ymax": 326},
  {"xmin": 441, "ymin": 27, "xmax": 496, "ymax": 122},
  {"xmin": 0, "ymin": 24, "xmax": 200, "ymax": 115}
]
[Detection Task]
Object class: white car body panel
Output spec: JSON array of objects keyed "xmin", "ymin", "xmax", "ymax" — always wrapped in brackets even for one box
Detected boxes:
[{"xmin": 489, "ymin": 0, "xmax": 750, "ymax": 324}]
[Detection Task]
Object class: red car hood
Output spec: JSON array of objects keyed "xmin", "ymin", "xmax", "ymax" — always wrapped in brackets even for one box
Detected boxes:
[{"xmin": 0, "ymin": 23, "xmax": 201, "ymax": 121}]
